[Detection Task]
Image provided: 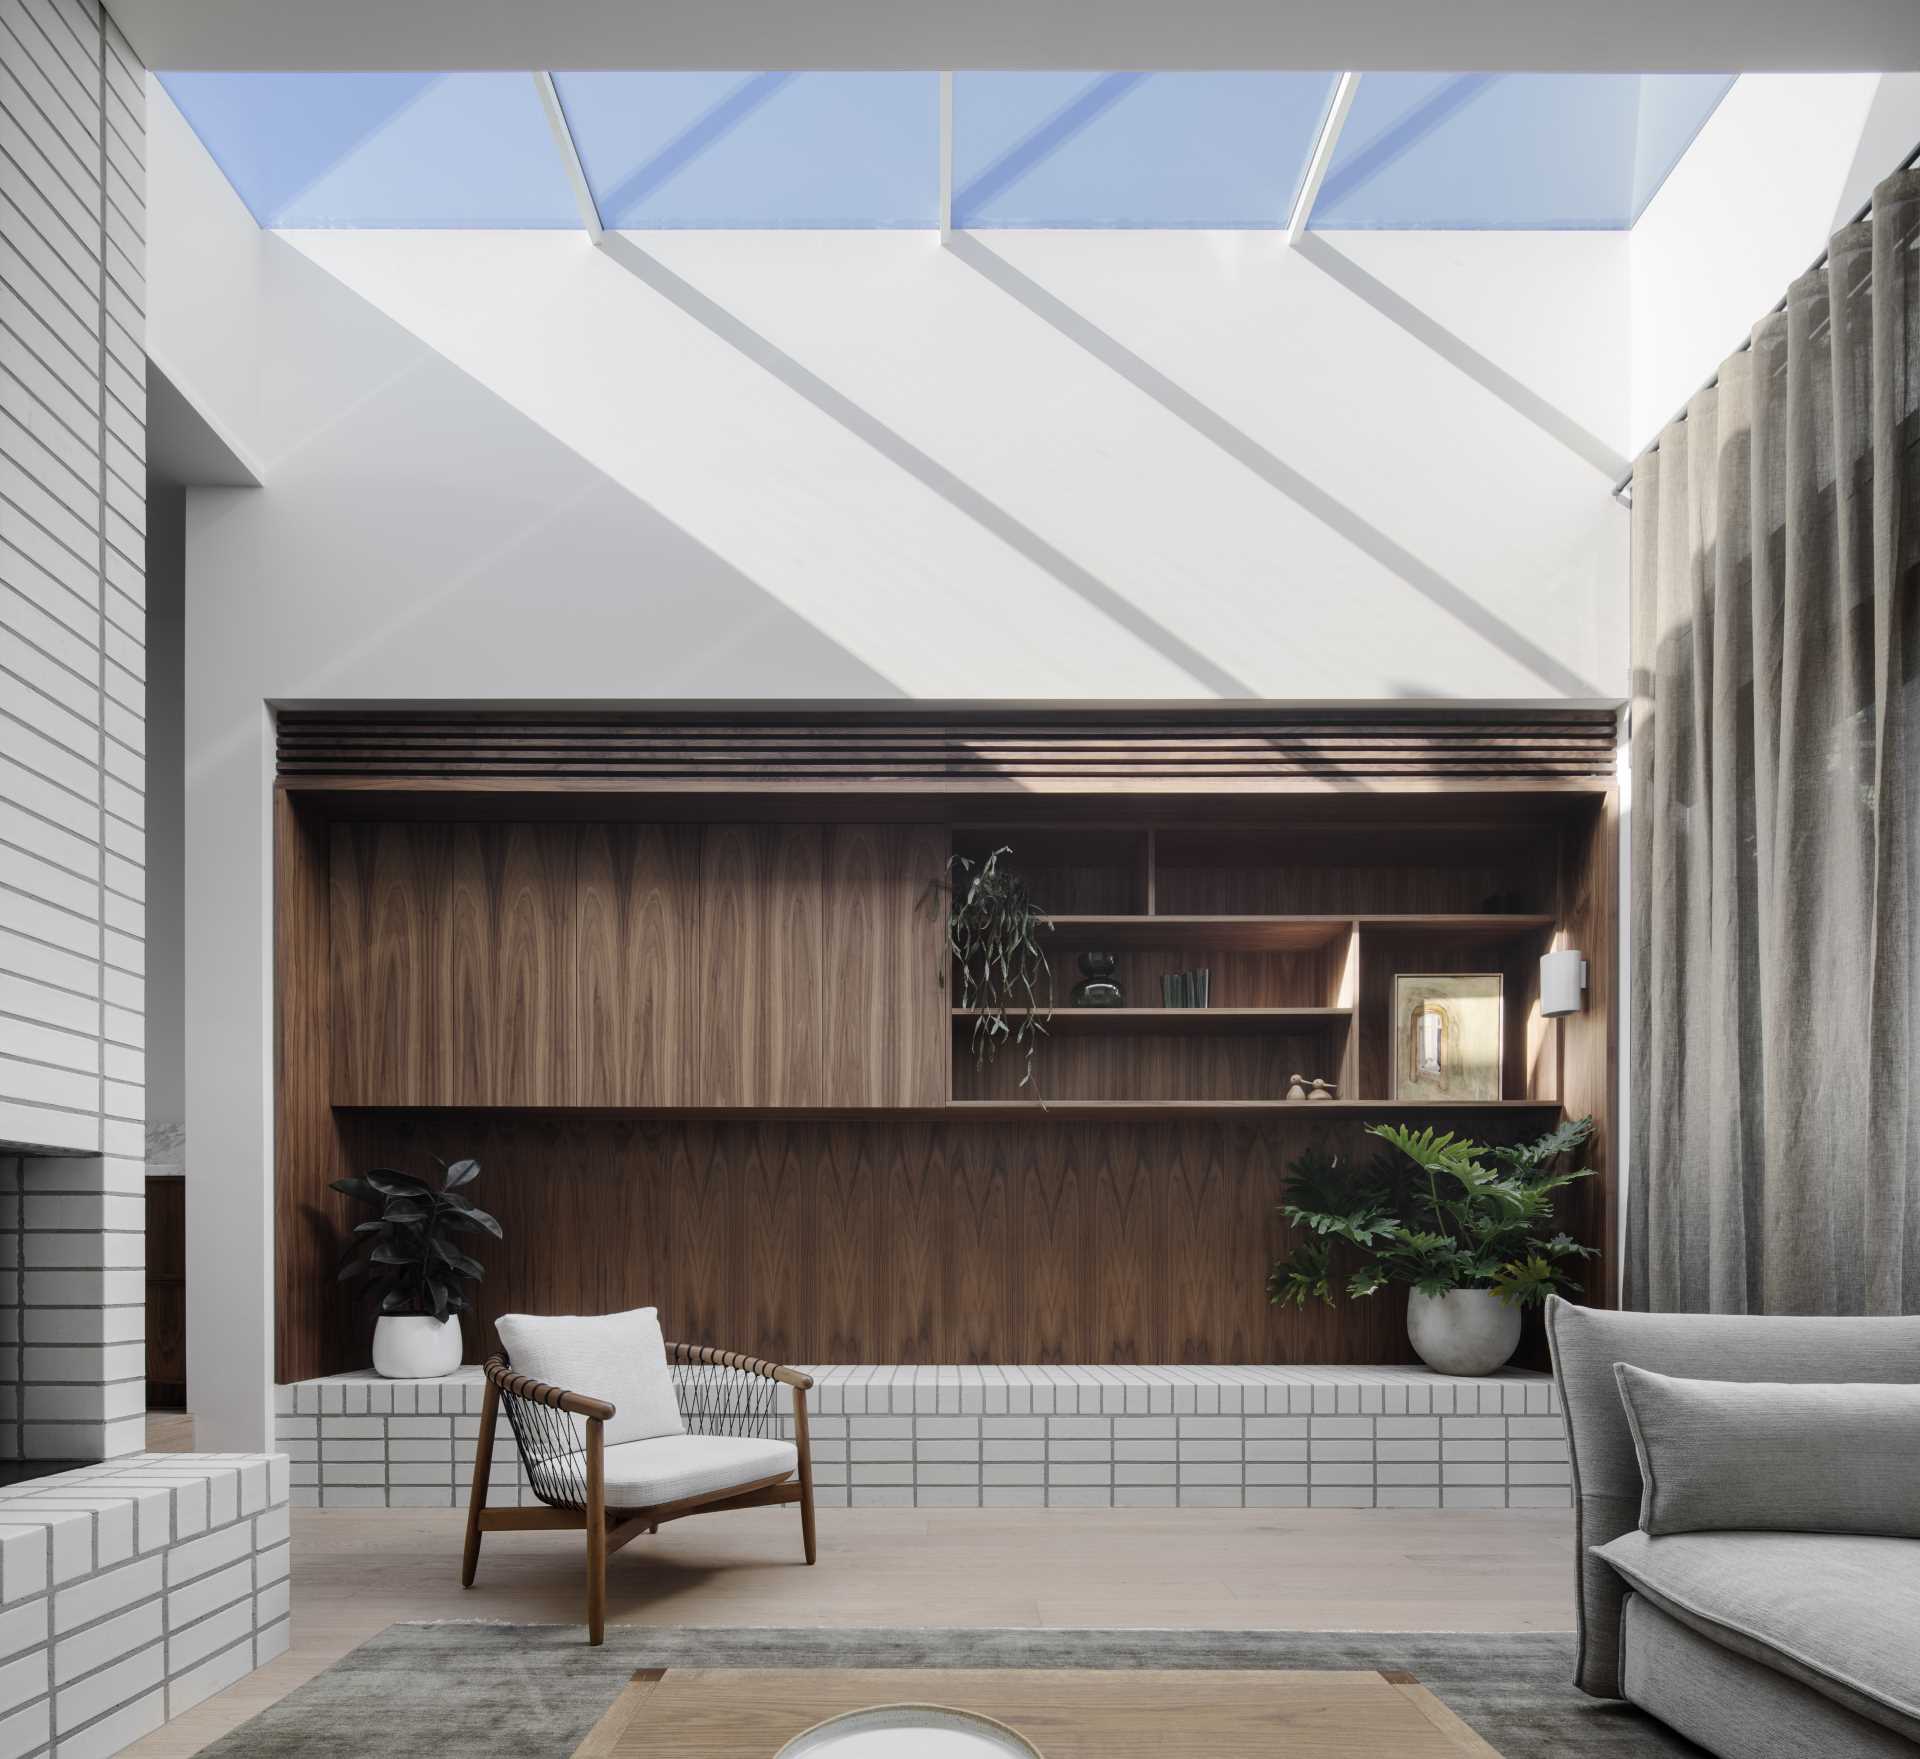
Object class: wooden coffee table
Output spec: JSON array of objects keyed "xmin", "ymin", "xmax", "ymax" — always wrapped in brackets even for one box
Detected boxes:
[{"xmin": 577, "ymin": 1667, "xmax": 1503, "ymax": 1757}]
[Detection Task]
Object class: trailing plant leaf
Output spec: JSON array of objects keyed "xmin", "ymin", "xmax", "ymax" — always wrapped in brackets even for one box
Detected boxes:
[
  {"xmin": 931, "ymin": 846, "xmax": 1054, "ymax": 1092},
  {"xmin": 330, "ymin": 1155, "xmax": 495, "ymax": 1321},
  {"xmin": 1267, "ymin": 1117, "xmax": 1597, "ymax": 1311}
]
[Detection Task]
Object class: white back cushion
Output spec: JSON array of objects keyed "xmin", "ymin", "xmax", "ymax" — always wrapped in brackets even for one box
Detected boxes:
[{"xmin": 495, "ymin": 1306, "xmax": 685, "ymax": 1447}]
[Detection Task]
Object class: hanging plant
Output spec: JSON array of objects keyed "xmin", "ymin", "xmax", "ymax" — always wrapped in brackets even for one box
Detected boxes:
[{"xmin": 934, "ymin": 846, "xmax": 1054, "ymax": 1089}]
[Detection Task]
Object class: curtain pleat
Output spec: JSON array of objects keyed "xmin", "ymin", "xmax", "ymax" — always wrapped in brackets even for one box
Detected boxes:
[{"xmin": 1630, "ymin": 170, "xmax": 1920, "ymax": 1313}]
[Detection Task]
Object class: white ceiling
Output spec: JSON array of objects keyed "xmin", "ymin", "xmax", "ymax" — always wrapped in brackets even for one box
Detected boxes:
[{"xmin": 111, "ymin": 0, "xmax": 1920, "ymax": 72}]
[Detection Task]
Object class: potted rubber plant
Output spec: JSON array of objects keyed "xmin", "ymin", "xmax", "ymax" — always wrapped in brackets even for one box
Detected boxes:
[
  {"xmin": 331, "ymin": 1157, "xmax": 502, "ymax": 1379},
  {"xmin": 1267, "ymin": 1117, "xmax": 1596, "ymax": 1374}
]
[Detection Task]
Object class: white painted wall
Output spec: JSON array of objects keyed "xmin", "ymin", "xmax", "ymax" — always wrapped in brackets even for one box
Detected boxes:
[
  {"xmin": 143, "ymin": 486, "xmax": 184, "ymax": 1150},
  {"xmin": 147, "ymin": 74, "xmax": 1639, "ymax": 1446},
  {"xmin": 1629, "ymin": 71, "xmax": 1920, "ymax": 453}
]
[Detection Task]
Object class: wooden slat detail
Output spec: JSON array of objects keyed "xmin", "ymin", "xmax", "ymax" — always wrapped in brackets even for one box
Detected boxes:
[{"xmin": 278, "ymin": 710, "xmax": 1618, "ymax": 787}]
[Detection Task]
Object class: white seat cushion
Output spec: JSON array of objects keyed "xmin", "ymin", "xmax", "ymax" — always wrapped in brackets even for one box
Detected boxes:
[
  {"xmin": 495, "ymin": 1307, "xmax": 685, "ymax": 1448},
  {"xmin": 590, "ymin": 1433, "xmax": 799, "ymax": 1509}
]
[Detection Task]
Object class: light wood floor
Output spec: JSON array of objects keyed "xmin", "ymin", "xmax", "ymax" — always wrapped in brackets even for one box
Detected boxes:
[{"xmin": 123, "ymin": 1416, "xmax": 1574, "ymax": 1759}]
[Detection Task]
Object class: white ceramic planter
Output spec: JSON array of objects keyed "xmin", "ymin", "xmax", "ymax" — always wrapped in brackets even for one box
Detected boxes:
[
  {"xmin": 1406, "ymin": 1288, "xmax": 1521, "ymax": 1376},
  {"xmin": 372, "ymin": 1314, "xmax": 462, "ymax": 1379}
]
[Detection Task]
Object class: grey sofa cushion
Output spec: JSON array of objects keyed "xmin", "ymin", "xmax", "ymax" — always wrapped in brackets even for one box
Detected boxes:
[
  {"xmin": 1622, "ymin": 1593, "xmax": 1920, "ymax": 1759},
  {"xmin": 1544, "ymin": 1297, "xmax": 1920, "ymax": 1697},
  {"xmin": 1615, "ymin": 1364, "xmax": 1920, "ymax": 1539},
  {"xmin": 1598, "ymin": 1528, "xmax": 1920, "ymax": 1745}
]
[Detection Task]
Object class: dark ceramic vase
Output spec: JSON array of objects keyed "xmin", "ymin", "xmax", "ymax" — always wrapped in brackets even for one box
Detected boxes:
[{"xmin": 1072, "ymin": 950, "xmax": 1123, "ymax": 1008}]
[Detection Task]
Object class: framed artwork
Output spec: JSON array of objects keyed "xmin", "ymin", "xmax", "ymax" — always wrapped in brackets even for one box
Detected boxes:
[{"xmin": 1392, "ymin": 973, "xmax": 1503, "ymax": 1102}]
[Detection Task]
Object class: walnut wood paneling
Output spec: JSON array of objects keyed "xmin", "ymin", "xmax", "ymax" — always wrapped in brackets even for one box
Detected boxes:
[
  {"xmin": 329, "ymin": 820, "xmax": 441, "ymax": 1104},
  {"xmin": 1153, "ymin": 825, "xmax": 1558, "ymax": 916},
  {"xmin": 330, "ymin": 822, "xmax": 575, "ymax": 1107},
  {"xmin": 1557, "ymin": 787, "xmax": 1619, "ymax": 1311},
  {"xmin": 451, "ymin": 823, "xmax": 576, "ymax": 1105},
  {"xmin": 328, "ymin": 1113, "xmax": 1582, "ymax": 1367},
  {"xmin": 331, "ymin": 821, "xmax": 944, "ymax": 1111},
  {"xmin": 574, "ymin": 825, "xmax": 702, "ymax": 1106},
  {"xmin": 312, "ymin": 1109, "xmax": 1580, "ymax": 1369},
  {"xmin": 832, "ymin": 822, "xmax": 948, "ymax": 1108},
  {"xmin": 278, "ymin": 790, "xmax": 354, "ymax": 1383}
]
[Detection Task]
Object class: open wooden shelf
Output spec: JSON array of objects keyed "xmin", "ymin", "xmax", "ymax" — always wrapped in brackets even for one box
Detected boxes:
[
  {"xmin": 952, "ymin": 1006, "xmax": 1351, "ymax": 1035},
  {"xmin": 944, "ymin": 1098, "xmax": 1567, "ymax": 1120},
  {"xmin": 1036, "ymin": 912, "xmax": 1554, "ymax": 950},
  {"xmin": 333, "ymin": 1098, "xmax": 1565, "ymax": 1124},
  {"xmin": 1040, "ymin": 915, "xmax": 1350, "ymax": 950}
]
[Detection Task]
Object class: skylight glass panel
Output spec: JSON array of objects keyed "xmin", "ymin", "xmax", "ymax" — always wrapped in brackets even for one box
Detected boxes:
[
  {"xmin": 951, "ymin": 72, "xmax": 1339, "ymax": 227},
  {"xmin": 551, "ymin": 73, "xmax": 938, "ymax": 227},
  {"xmin": 157, "ymin": 72, "xmax": 580, "ymax": 227},
  {"xmin": 1307, "ymin": 72, "xmax": 1733, "ymax": 230}
]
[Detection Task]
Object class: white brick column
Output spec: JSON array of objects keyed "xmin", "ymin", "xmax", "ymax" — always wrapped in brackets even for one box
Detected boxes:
[{"xmin": 0, "ymin": 0, "xmax": 147, "ymax": 1465}]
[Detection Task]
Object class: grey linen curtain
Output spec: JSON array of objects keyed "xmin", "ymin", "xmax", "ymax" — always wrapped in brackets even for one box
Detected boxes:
[{"xmin": 1629, "ymin": 169, "xmax": 1920, "ymax": 1313}]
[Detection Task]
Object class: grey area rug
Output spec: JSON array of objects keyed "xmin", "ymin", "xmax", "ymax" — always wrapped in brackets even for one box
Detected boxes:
[{"xmin": 196, "ymin": 1624, "xmax": 1706, "ymax": 1758}]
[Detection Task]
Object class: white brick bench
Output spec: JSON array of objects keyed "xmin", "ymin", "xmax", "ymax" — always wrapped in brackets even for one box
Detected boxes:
[
  {"xmin": 0, "ymin": 1454, "xmax": 290, "ymax": 1759},
  {"xmin": 277, "ymin": 1366, "xmax": 1565, "ymax": 1512}
]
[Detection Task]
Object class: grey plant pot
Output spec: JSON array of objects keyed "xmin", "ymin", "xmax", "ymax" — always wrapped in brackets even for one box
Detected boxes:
[{"xmin": 1405, "ymin": 1288, "xmax": 1521, "ymax": 1376}]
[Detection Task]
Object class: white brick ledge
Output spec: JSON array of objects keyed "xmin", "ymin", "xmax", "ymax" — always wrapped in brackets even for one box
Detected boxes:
[
  {"xmin": 0, "ymin": 1454, "xmax": 290, "ymax": 1759},
  {"xmin": 278, "ymin": 1366, "xmax": 1564, "ymax": 1513}
]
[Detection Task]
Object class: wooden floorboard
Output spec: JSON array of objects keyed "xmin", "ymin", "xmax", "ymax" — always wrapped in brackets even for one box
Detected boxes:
[{"xmin": 117, "ymin": 1496, "xmax": 1573, "ymax": 1759}]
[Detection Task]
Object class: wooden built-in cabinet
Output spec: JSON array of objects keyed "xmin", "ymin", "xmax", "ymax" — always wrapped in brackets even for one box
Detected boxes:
[
  {"xmin": 277, "ymin": 707, "xmax": 1619, "ymax": 1381},
  {"xmin": 329, "ymin": 821, "xmax": 947, "ymax": 1111}
]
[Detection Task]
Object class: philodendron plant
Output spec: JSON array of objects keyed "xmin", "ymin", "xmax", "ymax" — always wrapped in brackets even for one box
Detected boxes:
[
  {"xmin": 1267, "ymin": 1116, "xmax": 1597, "ymax": 1310},
  {"xmin": 331, "ymin": 1158, "xmax": 502, "ymax": 1321}
]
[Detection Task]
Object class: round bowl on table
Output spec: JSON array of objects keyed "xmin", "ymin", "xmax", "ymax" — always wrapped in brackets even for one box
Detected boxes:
[{"xmin": 774, "ymin": 1703, "xmax": 1043, "ymax": 1758}]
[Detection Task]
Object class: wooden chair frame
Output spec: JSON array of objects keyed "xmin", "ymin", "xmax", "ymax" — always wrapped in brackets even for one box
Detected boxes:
[{"xmin": 462, "ymin": 1342, "xmax": 816, "ymax": 1644}]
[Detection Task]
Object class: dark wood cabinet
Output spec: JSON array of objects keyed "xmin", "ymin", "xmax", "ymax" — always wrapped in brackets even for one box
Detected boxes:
[{"xmin": 145, "ymin": 1176, "xmax": 186, "ymax": 1408}]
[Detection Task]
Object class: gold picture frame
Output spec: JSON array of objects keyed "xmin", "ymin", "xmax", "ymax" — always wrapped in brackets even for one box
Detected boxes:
[{"xmin": 1392, "ymin": 973, "xmax": 1503, "ymax": 1102}]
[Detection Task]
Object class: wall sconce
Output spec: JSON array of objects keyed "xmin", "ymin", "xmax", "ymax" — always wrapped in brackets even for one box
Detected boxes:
[{"xmin": 1540, "ymin": 949, "xmax": 1588, "ymax": 1017}]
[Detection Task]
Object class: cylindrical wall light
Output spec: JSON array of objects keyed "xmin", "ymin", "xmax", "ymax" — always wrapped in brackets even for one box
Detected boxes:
[{"xmin": 1540, "ymin": 949, "xmax": 1588, "ymax": 1017}]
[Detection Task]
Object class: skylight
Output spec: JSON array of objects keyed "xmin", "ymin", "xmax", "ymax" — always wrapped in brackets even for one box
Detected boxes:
[
  {"xmin": 553, "ymin": 73, "xmax": 939, "ymax": 227},
  {"xmin": 158, "ymin": 72, "xmax": 579, "ymax": 227},
  {"xmin": 1309, "ymin": 73, "xmax": 1736, "ymax": 229},
  {"xmin": 158, "ymin": 70, "xmax": 1733, "ymax": 232}
]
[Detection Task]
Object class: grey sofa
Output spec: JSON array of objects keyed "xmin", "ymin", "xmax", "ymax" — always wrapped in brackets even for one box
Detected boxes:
[{"xmin": 1546, "ymin": 1296, "xmax": 1920, "ymax": 1757}]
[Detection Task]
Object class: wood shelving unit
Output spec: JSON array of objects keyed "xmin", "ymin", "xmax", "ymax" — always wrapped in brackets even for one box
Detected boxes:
[{"xmin": 947, "ymin": 822, "xmax": 1565, "ymax": 1112}]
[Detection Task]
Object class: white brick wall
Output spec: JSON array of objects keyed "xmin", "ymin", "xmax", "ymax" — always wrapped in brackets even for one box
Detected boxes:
[
  {"xmin": 0, "ymin": 0, "xmax": 146, "ymax": 1465},
  {"xmin": 0, "ymin": 1453, "xmax": 288, "ymax": 1759},
  {"xmin": 277, "ymin": 1366, "xmax": 1567, "ymax": 1512}
]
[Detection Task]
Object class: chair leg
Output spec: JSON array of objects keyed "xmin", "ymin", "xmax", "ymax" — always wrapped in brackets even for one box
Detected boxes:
[
  {"xmin": 586, "ymin": 1520, "xmax": 607, "ymax": 1646},
  {"xmin": 586, "ymin": 1417, "xmax": 607, "ymax": 1645},
  {"xmin": 462, "ymin": 1380, "xmax": 500, "ymax": 1589},
  {"xmin": 794, "ymin": 1387, "xmax": 818, "ymax": 1566}
]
